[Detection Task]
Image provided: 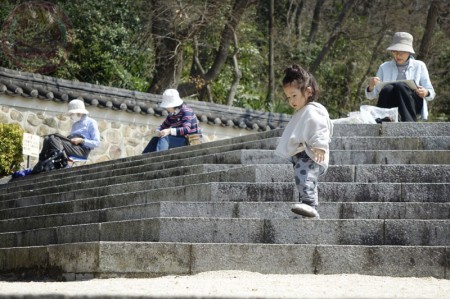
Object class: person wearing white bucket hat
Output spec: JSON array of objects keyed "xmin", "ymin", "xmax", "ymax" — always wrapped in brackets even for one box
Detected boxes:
[
  {"xmin": 143, "ymin": 89, "xmax": 201, "ymax": 153},
  {"xmin": 32, "ymin": 99, "xmax": 100, "ymax": 174},
  {"xmin": 365, "ymin": 32, "xmax": 435, "ymax": 122}
]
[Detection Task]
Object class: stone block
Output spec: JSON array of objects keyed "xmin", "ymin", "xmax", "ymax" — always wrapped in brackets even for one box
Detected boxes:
[
  {"xmin": 381, "ymin": 122, "xmax": 450, "ymax": 137},
  {"xmin": 191, "ymin": 243, "xmax": 317, "ymax": 274},
  {"xmin": 154, "ymin": 218, "xmax": 265, "ymax": 243},
  {"xmin": 314, "ymin": 245, "xmax": 447, "ymax": 278},
  {"xmin": 354, "ymin": 165, "xmax": 450, "ymax": 183},
  {"xmin": 98, "ymin": 242, "xmax": 191, "ymax": 276},
  {"xmin": 48, "ymin": 243, "xmax": 100, "ymax": 273},
  {"xmin": 319, "ymin": 182, "xmax": 401, "ymax": 202},
  {"xmin": 402, "ymin": 183, "xmax": 450, "ymax": 202},
  {"xmin": 266, "ymin": 219, "xmax": 384, "ymax": 245},
  {"xmin": 0, "ymin": 246, "xmax": 48, "ymax": 272},
  {"xmin": 56, "ymin": 223, "xmax": 100, "ymax": 244},
  {"xmin": 385, "ymin": 220, "xmax": 450, "ymax": 246}
]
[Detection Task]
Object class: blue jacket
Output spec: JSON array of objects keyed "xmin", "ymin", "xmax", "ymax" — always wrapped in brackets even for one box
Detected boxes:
[{"xmin": 70, "ymin": 115, "xmax": 100, "ymax": 150}]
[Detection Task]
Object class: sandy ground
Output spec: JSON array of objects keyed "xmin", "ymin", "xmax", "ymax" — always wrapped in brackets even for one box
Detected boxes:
[{"xmin": 0, "ymin": 271, "xmax": 449, "ymax": 299}]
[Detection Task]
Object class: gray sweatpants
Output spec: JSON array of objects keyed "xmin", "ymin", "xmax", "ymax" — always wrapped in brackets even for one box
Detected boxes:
[{"xmin": 292, "ymin": 151, "xmax": 325, "ymax": 207}]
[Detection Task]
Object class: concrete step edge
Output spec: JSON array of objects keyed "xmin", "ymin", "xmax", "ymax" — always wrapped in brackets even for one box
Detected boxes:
[
  {"xmin": 1, "ymin": 181, "xmax": 448, "ymax": 218},
  {"xmin": 1, "ymin": 201, "xmax": 449, "ymax": 233},
  {"xmin": 0, "ymin": 241, "xmax": 447, "ymax": 279}
]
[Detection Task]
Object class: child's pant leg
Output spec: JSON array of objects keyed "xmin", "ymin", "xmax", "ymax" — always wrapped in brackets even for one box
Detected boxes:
[{"xmin": 293, "ymin": 153, "xmax": 324, "ymax": 207}]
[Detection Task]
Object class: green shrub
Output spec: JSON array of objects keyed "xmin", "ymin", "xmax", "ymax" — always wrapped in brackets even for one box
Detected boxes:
[{"xmin": 0, "ymin": 123, "xmax": 24, "ymax": 176}]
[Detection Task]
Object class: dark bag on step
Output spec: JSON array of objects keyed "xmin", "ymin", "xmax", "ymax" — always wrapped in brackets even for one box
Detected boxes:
[{"xmin": 31, "ymin": 150, "xmax": 68, "ymax": 175}]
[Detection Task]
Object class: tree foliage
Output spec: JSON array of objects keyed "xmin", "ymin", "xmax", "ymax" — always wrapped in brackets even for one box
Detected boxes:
[
  {"xmin": 0, "ymin": 123, "xmax": 23, "ymax": 176},
  {"xmin": 0, "ymin": 0, "xmax": 448, "ymax": 120}
]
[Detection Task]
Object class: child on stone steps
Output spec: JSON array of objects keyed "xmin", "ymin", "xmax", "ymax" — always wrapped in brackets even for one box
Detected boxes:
[{"xmin": 275, "ymin": 64, "xmax": 333, "ymax": 219}]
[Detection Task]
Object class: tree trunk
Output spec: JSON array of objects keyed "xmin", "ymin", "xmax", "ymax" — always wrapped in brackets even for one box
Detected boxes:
[
  {"xmin": 265, "ymin": 0, "xmax": 275, "ymax": 109},
  {"xmin": 294, "ymin": 0, "xmax": 304, "ymax": 37},
  {"xmin": 148, "ymin": 0, "xmax": 184, "ymax": 94},
  {"xmin": 308, "ymin": 0, "xmax": 326, "ymax": 44},
  {"xmin": 178, "ymin": 0, "xmax": 256, "ymax": 97},
  {"xmin": 226, "ymin": 32, "xmax": 242, "ymax": 106},
  {"xmin": 309, "ymin": 0, "xmax": 356, "ymax": 74},
  {"xmin": 417, "ymin": 1, "xmax": 439, "ymax": 61}
]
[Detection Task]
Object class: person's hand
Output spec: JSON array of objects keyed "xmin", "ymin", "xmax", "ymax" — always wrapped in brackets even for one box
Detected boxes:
[
  {"xmin": 368, "ymin": 77, "xmax": 381, "ymax": 92},
  {"xmin": 158, "ymin": 128, "xmax": 171, "ymax": 137},
  {"xmin": 416, "ymin": 86, "xmax": 428, "ymax": 98},
  {"xmin": 311, "ymin": 148, "xmax": 325, "ymax": 163},
  {"xmin": 71, "ymin": 137, "xmax": 84, "ymax": 145}
]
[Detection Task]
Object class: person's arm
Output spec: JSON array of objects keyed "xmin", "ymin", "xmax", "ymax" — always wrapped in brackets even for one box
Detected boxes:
[
  {"xmin": 365, "ymin": 66, "xmax": 384, "ymax": 100},
  {"xmin": 304, "ymin": 107, "xmax": 332, "ymax": 163},
  {"xmin": 417, "ymin": 62, "xmax": 435, "ymax": 101},
  {"xmin": 82, "ymin": 119, "xmax": 100, "ymax": 149},
  {"xmin": 170, "ymin": 107, "xmax": 197, "ymax": 136}
]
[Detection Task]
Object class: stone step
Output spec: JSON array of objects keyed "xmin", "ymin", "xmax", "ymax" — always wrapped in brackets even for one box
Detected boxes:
[
  {"xmin": 1, "ymin": 242, "xmax": 446, "ymax": 279},
  {"xmin": 0, "ymin": 217, "xmax": 448, "ymax": 248},
  {"xmin": 379, "ymin": 122, "xmax": 450, "ymax": 137},
  {"xmin": 0, "ymin": 164, "xmax": 293, "ymax": 202},
  {"xmin": 0, "ymin": 164, "xmax": 240, "ymax": 200},
  {"xmin": 330, "ymin": 150, "xmax": 450, "ymax": 165},
  {"xmin": 1, "ymin": 158, "xmax": 449, "ymax": 207},
  {"xmin": 0, "ymin": 137, "xmax": 282, "ymax": 191},
  {"xmin": 4, "ymin": 138, "xmax": 450, "ymax": 200},
  {"xmin": 331, "ymin": 136, "xmax": 450, "ymax": 150},
  {"xmin": 1, "ymin": 201, "xmax": 448, "ymax": 233},
  {"xmin": 1, "ymin": 179, "xmax": 448, "ymax": 219},
  {"xmin": 4, "ymin": 123, "xmax": 448, "ymax": 191},
  {"xmin": 332, "ymin": 164, "xmax": 450, "ymax": 183},
  {"xmin": 333, "ymin": 122, "xmax": 450, "ymax": 137}
]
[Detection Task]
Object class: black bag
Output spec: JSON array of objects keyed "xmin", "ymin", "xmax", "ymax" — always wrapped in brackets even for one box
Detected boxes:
[{"xmin": 31, "ymin": 150, "xmax": 68, "ymax": 175}]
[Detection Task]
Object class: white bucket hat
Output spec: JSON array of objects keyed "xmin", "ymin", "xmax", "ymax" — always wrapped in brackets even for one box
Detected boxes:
[
  {"xmin": 67, "ymin": 99, "xmax": 89, "ymax": 115},
  {"xmin": 386, "ymin": 32, "xmax": 415, "ymax": 54},
  {"xmin": 160, "ymin": 89, "xmax": 183, "ymax": 108}
]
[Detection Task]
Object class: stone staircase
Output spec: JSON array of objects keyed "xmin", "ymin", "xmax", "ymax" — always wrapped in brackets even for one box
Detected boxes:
[{"xmin": 0, "ymin": 123, "xmax": 448, "ymax": 281}]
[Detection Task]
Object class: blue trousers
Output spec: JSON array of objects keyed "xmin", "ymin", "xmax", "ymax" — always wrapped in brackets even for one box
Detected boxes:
[
  {"xmin": 142, "ymin": 136, "xmax": 187, "ymax": 153},
  {"xmin": 292, "ymin": 151, "xmax": 325, "ymax": 207}
]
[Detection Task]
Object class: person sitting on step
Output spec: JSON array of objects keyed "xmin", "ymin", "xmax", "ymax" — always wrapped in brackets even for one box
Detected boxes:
[
  {"xmin": 142, "ymin": 89, "xmax": 201, "ymax": 153},
  {"xmin": 32, "ymin": 99, "xmax": 100, "ymax": 174},
  {"xmin": 365, "ymin": 32, "xmax": 436, "ymax": 122}
]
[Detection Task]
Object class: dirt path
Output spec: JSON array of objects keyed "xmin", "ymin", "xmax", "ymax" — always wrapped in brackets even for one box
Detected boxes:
[{"xmin": 0, "ymin": 271, "xmax": 449, "ymax": 298}]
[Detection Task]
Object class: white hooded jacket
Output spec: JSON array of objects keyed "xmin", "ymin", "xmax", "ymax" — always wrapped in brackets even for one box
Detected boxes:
[{"xmin": 275, "ymin": 102, "xmax": 333, "ymax": 169}]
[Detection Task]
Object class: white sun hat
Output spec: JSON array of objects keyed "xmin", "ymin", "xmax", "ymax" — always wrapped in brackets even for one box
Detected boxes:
[
  {"xmin": 160, "ymin": 89, "xmax": 183, "ymax": 108},
  {"xmin": 67, "ymin": 99, "xmax": 89, "ymax": 115},
  {"xmin": 386, "ymin": 32, "xmax": 415, "ymax": 54}
]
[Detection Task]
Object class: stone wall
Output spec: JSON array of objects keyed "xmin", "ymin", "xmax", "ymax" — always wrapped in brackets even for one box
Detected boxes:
[{"xmin": 0, "ymin": 100, "xmax": 255, "ymax": 168}]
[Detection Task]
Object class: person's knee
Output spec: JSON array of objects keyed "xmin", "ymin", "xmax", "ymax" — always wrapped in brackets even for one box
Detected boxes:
[{"xmin": 379, "ymin": 84, "xmax": 394, "ymax": 97}]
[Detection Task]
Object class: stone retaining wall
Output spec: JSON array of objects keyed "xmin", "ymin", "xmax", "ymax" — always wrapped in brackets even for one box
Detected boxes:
[{"xmin": 0, "ymin": 102, "xmax": 253, "ymax": 168}]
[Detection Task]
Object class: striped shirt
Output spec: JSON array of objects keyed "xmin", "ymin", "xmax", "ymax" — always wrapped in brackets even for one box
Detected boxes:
[{"xmin": 159, "ymin": 104, "xmax": 199, "ymax": 136}]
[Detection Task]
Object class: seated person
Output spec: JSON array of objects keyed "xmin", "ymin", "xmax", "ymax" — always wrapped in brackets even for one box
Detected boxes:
[
  {"xmin": 33, "ymin": 99, "xmax": 100, "ymax": 173},
  {"xmin": 143, "ymin": 89, "xmax": 201, "ymax": 153},
  {"xmin": 365, "ymin": 32, "xmax": 435, "ymax": 122}
]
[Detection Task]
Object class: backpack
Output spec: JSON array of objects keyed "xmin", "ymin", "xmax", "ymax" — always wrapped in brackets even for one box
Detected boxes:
[{"xmin": 31, "ymin": 150, "xmax": 68, "ymax": 175}]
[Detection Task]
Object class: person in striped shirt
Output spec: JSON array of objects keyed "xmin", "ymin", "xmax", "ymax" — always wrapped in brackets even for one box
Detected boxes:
[{"xmin": 143, "ymin": 89, "xmax": 201, "ymax": 153}]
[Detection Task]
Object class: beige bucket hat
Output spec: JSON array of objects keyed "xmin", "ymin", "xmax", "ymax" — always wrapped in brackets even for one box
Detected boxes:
[
  {"xmin": 160, "ymin": 89, "xmax": 183, "ymax": 108},
  {"xmin": 67, "ymin": 99, "xmax": 89, "ymax": 115},
  {"xmin": 386, "ymin": 32, "xmax": 415, "ymax": 54}
]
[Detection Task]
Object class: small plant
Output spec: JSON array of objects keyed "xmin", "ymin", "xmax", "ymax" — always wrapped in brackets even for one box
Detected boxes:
[{"xmin": 0, "ymin": 123, "xmax": 24, "ymax": 176}]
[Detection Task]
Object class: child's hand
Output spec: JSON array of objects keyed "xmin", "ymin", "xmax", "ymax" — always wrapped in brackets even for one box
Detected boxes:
[{"xmin": 311, "ymin": 148, "xmax": 325, "ymax": 163}]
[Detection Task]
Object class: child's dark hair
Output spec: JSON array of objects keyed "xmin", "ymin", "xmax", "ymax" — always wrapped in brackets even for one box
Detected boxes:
[{"xmin": 282, "ymin": 64, "xmax": 319, "ymax": 102}]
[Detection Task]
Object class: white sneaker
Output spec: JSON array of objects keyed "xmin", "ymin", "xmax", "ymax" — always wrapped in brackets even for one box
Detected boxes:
[{"xmin": 291, "ymin": 203, "xmax": 320, "ymax": 219}]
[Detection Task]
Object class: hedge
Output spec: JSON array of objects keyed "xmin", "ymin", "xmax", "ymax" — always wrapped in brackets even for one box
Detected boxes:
[{"xmin": 0, "ymin": 123, "xmax": 24, "ymax": 176}]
